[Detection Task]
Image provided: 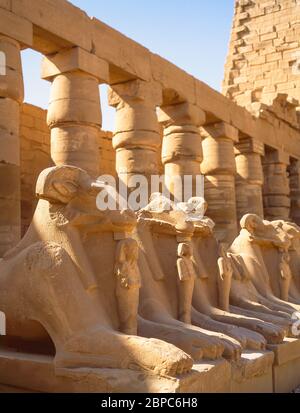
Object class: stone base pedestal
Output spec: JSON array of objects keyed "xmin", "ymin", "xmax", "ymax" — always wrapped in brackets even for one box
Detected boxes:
[
  {"xmin": 0, "ymin": 349, "xmax": 231, "ymax": 393},
  {"xmin": 6, "ymin": 348, "xmax": 300, "ymax": 393},
  {"xmin": 0, "ymin": 384, "xmax": 31, "ymax": 393},
  {"xmin": 230, "ymin": 351, "xmax": 274, "ymax": 393},
  {"xmin": 268, "ymin": 338, "xmax": 300, "ymax": 393},
  {"xmin": 186, "ymin": 360, "xmax": 231, "ymax": 393}
]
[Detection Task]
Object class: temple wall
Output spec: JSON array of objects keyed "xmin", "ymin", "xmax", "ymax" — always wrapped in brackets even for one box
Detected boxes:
[
  {"xmin": 20, "ymin": 103, "xmax": 52, "ymax": 235},
  {"xmin": 223, "ymin": 0, "xmax": 300, "ymax": 117},
  {"xmin": 222, "ymin": 0, "xmax": 300, "ymax": 223}
]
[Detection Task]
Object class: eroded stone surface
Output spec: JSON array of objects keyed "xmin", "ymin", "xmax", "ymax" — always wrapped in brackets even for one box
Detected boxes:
[{"xmin": 1, "ymin": 0, "xmax": 300, "ymax": 394}]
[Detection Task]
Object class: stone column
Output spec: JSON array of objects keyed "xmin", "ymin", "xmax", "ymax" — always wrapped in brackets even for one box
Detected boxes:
[
  {"xmin": 108, "ymin": 80, "xmax": 162, "ymax": 188},
  {"xmin": 289, "ymin": 159, "xmax": 300, "ymax": 225},
  {"xmin": 0, "ymin": 36, "xmax": 24, "ymax": 256},
  {"xmin": 42, "ymin": 47, "xmax": 109, "ymax": 178},
  {"xmin": 158, "ymin": 102, "xmax": 205, "ymax": 200},
  {"xmin": 235, "ymin": 136, "xmax": 265, "ymax": 221},
  {"xmin": 200, "ymin": 122, "xmax": 239, "ymax": 244},
  {"xmin": 262, "ymin": 149, "xmax": 290, "ymax": 221}
]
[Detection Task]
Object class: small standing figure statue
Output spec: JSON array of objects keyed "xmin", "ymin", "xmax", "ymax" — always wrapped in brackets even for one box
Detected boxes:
[
  {"xmin": 176, "ymin": 242, "xmax": 197, "ymax": 324},
  {"xmin": 114, "ymin": 238, "xmax": 141, "ymax": 335},
  {"xmin": 217, "ymin": 243, "xmax": 233, "ymax": 312},
  {"xmin": 279, "ymin": 248, "xmax": 292, "ymax": 301}
]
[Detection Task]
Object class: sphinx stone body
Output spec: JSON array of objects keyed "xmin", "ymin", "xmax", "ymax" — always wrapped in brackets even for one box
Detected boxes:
[
  {"xmin": 0, "ymin": 166, "xmax": 193, "ymax": 378},
  {"xmin": 227, "ymin": 215, "xmax": 299, "ymax": 339},
  {"xmin": 271, "ymin": 220, "xmax": 300, "ymax": 303}
]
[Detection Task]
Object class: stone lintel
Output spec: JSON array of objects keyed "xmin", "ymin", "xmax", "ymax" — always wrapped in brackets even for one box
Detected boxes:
[
  {"xmin": 0, "ymin": 8, "xmax": 33, "ymax": 47},
  {"xmin": 200, "ymin": 122, "xmax": 239, "ymax": 143},
  {"xmin": 158, "ymin": 102, "xmax": 206, "ymax": 128},
  {"xmin": 41, "ymin": 47, "xmax": 109, "ymax": 83}
]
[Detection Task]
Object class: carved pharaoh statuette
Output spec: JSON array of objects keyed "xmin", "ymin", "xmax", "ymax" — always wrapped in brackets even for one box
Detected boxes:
[
  {"xmin": 177, "ymin": 242, "xmax": 196, "ymax": 324},
  {"xmin": 114, "ymin": 238, "xmax": 142, "ymax": 335}
]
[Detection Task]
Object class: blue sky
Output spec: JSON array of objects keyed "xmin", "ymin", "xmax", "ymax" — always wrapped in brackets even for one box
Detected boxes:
[{"xmin": 21, "ymin": 0, "xmax": 235, "ymax": 130}]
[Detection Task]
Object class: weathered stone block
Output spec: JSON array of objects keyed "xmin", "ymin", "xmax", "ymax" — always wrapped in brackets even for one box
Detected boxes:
[
  {"xmin": 0, "ymin": 349, "xmax": 232, "ymax": 393},
  {"xmin": 41, "ymin": 47, "xmax": 109, "ymax": 83},
  {"xmin": 12, "ymin": 0, "xmax": 91, "ymax": 51},
  {"xmin": 0, "ymin": 7, "xmax": 32, "ymax": 46}
]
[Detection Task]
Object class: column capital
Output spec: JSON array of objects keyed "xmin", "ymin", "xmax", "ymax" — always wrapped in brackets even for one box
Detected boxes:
[
  {"xmin": 41, "ymin": 47, "xmax": 109, "ymax": 83},
  {"xmin": 235, "ymin": 135, "xmax": 265, "ymax": 156},
  {"xmin": 200, "ymin": 122, "xmax": 239, "ymax": 143},
  {"xmin": 158, "ymin": 102, "xmax": 206, "ymax": 128},
  {"xmin": 108, "ymin": 79, "xmax": 163, "ymax": 108},
  {"xmin": 0, "ymin": 36, "xmax": 24, "ymax": 103},
  {"xmin": 290, "ymin": 159, "xmax": 300, "ymax": 173},
  {"xmin": 265, "ymin": 148, "xmax": 290, "ymax": 165}
]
